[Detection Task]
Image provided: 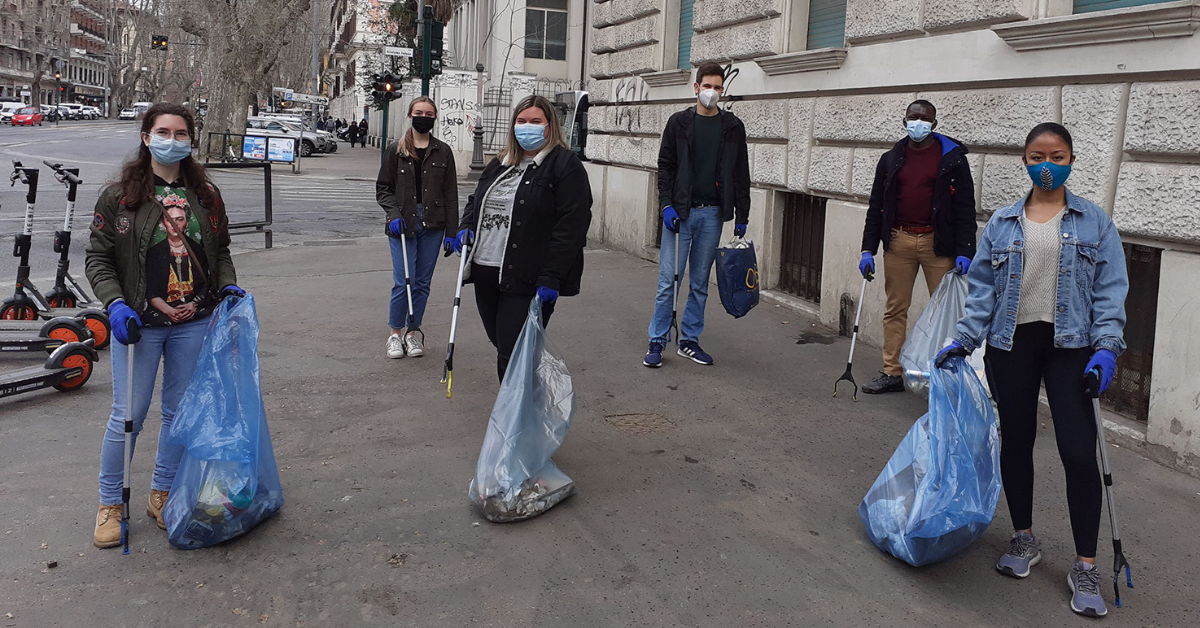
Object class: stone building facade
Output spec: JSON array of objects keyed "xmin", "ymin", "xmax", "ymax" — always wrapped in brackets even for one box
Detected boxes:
[{"xmin": 581, "ymin": 0, "xmax": 1200, "ymax": 473}]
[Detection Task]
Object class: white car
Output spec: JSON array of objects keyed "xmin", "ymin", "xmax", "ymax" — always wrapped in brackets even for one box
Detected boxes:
[
  {"xmin": 118, "ymin": 108, "xmax": 136, "ymax": 120},
  {"xmin": 0, "ymin": 102, "xmax": 23, "ymax": 122},
  {"xmin": 245, "ymin": 117, "xmax": 317, "ymax": 157},
  {"xmin": 81, "ymin": 106, "xmax": 102, "ymax": 119}
]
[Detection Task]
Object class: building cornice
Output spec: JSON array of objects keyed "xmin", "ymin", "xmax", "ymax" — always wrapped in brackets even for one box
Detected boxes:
[
  {"xmin": 992, "ymin": 0, "xmax": 1200, "ymax": 51},
  {"xmin": 640, "ymin": 69, "xmax": 691, "ymax": 87},
  {"xmin": 754, "ymin": 48, "xmax": 848, "ymax": 76}
]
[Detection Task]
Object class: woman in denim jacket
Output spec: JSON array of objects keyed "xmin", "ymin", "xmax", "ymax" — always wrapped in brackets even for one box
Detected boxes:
[{"xmin": 936, "ymin": 123, "xmax": 1128, "ymax": 618}]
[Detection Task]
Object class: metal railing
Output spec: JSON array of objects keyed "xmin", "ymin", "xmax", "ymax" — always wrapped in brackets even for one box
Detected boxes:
[{"xmin": 203, "ymin": 162, "xmax": 274, "ymax": 249}]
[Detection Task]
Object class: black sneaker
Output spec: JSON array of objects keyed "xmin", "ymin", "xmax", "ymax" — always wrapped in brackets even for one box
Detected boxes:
[{"xmin": 862, "ymin": 373, "xmax": 904, "ymax": 394}]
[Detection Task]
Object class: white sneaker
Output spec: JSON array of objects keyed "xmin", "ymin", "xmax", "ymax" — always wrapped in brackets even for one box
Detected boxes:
[
  {"xmin": 404, "ymin": 331, "xmax": 424, "ymax": 357},
  {"xmin": 386, "ymin": 333, "xmax": 406, "ymax": 359}
]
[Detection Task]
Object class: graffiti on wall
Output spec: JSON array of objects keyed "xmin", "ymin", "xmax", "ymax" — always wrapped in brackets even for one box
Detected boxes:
[{"xmin": 438, "ymin": 95, "xmax": 479, "ymax": 149}]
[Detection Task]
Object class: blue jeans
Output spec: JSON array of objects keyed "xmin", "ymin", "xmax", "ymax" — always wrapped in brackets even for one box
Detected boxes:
[
  {"xmin": 98, "ymin": 318, "xmax": 209, "ymax": 505},
  {"xmin": 388, "ymin": 210, "xmax": 445, "ymax": 330},
  {"xmin": 648, "ymin": 206, "xmax": 722, "ymax": 344}
]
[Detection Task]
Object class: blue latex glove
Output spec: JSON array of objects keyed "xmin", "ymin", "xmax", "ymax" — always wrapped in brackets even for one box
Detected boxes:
[
  {"xmin": 1085, "ymin": 349, "xmax": 1118, "ymax": 394},
  {"xmin": 536, "ymin": 286, "xmax": 559, "ymax": 303},
  {"xmin": 956, "ymin": 256, "xmax": 972, "ymax": 275},
  {"xmin": 734, "ymin": 223, "xmax": 747, "ymax": 238},
  {"xmin": 451, "ymin": 228, "xmax": 474, "ymax": 255},
  {"xmin": 662, "ymin": 206, "xmax": 680, "ymax": 233},
  {"xmin": 107, "ymin": 299, "xmax": 142, "ymax": 345},
  {"xmin": 387, "ymin": 217, "xmax": 406, "ymax": 237},
  {"xmin": 221, "ymin": 285, "xmax": 246, "ymax": 298},
  {"xmin": 859, "ymin": 251, "xmax": 876, "ymax": 280},
  {"xmin": 934, "ymin": 341, "xmax": 968, "ymax": 369},
  {"xmin": 442, "ymin": 235, "xmax": 457, "ymax": 256}
]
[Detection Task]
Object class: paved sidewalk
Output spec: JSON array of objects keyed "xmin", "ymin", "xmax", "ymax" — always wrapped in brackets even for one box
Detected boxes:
[{"xmin": 1, "ymin": 240, "xmax": 1197, "ymax": 626}]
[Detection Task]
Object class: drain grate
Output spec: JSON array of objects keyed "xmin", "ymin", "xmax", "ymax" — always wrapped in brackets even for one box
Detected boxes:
[{"xmin": 605, "ymin": 413, "xmax": 676, "ymax": 434}]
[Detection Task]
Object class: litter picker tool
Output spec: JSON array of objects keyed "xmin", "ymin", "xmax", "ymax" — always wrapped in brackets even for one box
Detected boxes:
[
  {"xmin": 670, "ymin": 231, "xmax": 682, "ymax": 345},
  {"xmin": 441, "ymin": 243, "xmax": 469, "ymax": 398},
  {"xmin": 834, "ymin": 273, "xmax": 872, "ymax": 401},
  {"xmin": 397, "ymin": 233, "xmax": 422, "ymax": 348},
  {"xmin": 1085, "ymin": 367, "xmax": 1134, "ymax": 608},
  {"xmin": 121, "ymin": 319, "xmax": 141, "ymax": 555}
]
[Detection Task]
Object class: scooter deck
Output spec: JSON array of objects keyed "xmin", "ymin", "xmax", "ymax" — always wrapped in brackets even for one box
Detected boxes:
[
  {"xmin": 0, "ymin": 364, "xmax": 68, "ymax": 397},
  {"xmin": 0, "ymin": 330, "xmax": 64, "ymax": 353}
]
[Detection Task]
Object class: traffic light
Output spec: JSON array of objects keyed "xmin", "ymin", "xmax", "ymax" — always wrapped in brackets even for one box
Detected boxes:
[
  {"xmin": 429, "ymin": 20, "xmax": 444, "ymax": 61},
  {"xmin": 151, "ymin": 35, "xmax": 167, "ymax": 50},
  {"xmin": 371, "ymin": 73, "xmax": 398, "ymax": 102},
  {"xmin": 54, "ymin": 71, "xmax": 61, "ymax": 81}
]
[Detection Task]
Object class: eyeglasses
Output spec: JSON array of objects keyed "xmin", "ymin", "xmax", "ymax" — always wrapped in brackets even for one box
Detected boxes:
[{"xmin": 147, "ymin": 128, "xmax": 191, "ymax": 141}]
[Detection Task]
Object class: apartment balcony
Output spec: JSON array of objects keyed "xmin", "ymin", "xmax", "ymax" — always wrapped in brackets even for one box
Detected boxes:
[
  {"xmin": 0, "ymin": 36, "xmax": 31, "ymax": 51},
  {"xmin": 70, "ymin": 23, "xmax": 107, "ymax": 45},
  {"xmin": 71, "ymin": 0, "xmax": 106, "ymax": 22}
]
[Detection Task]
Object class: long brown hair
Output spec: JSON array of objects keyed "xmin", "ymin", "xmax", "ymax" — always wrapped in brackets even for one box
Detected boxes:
[
  {"xmin": 399, "ymin": 96, "xmax": 438, "ymax": 159},
  {"xmin": 498, "ymin": 95, "xmax": 568, "ymax": 165},
  {"xmin": 115, "ymin": 102, "xmax": 215, "ymax": 210}
]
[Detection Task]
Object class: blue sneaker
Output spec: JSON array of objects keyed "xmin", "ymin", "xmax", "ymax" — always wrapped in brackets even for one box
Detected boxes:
[
  {"xmin": 996, "ymin": 530, "xmax": 1041, "ymax": 578},
  {"xmin": 1068, "ymin": 561, "xmax": 1108, "ymax": 617},
  {"xmin": 677, "ymin": 340, "xmax": 714, "ymax": 365},
  {"xmin": 643, "ymin": 341, "xmax": 665, "ymax": 368}
]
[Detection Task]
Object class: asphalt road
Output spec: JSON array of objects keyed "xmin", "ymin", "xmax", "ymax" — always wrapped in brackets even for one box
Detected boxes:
[{"xmin": 0, "ymin": 119, "xmax": 399, "ymax": 291}]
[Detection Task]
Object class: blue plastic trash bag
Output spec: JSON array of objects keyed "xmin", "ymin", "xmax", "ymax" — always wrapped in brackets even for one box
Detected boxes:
[
  {"xmin": 858, "ymin": 358, "xmax": 1001, "ymax": 566},
  {"xmin": 164, "ymin": 295, "xmax": 284, "ymax": 549},
  {"xmin": 900, "ymin": 271, "xmax": 988, "ymax": 398},
  {"xmin": 715, "ymin": 237, "xmax": 760, "ymax": 318},
  {"xmin": 469, "ymin": 298, "xmax": 576, "ymax": 522}
]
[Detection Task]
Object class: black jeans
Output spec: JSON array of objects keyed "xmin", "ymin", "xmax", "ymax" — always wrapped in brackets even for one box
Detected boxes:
[
  {"xmin": 471, "ymin": 264, "xmax": 554, "ymax": 382},
  {"xmin": 985, "ymin": 322, "xmax": 1101, "ymax": 558}
]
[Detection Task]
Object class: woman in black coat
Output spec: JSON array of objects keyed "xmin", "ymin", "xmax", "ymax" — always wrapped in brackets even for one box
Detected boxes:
[{"xmin": 448, "ymin": 94, "xmax": 592, "ymax": 381}]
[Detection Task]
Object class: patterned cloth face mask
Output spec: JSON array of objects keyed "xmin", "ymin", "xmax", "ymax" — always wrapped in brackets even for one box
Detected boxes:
[{"xmin": 1026, "ymin": 161, "xmax": 1071, "ymax": 191}]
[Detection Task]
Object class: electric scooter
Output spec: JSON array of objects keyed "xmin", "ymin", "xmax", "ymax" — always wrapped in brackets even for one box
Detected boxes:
[
  {"xmin": 0, "ymin": 315, "xmax": 91, "ymax": 354},
  {"xmin": 0, "ymin": 338, "xmax": 98, "ymax": 398},
  {"xmin": 42, "ymin": 161, "xmax": 99, "ymax": 310},
  {"xmin": 1, "ymin": 162, "xmax": 111, "ymax": 349}
]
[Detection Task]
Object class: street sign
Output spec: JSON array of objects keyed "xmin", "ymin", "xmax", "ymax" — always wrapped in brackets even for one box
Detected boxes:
[
  {"xmin": 384, "ymin": 46, "xmax": 414, "ymax": 58},
  {"xmin": 289, "ymin": 93, "xmax": 328, "ymax": 105},
  {"xmin": 271, "ymin": 86, "xmax": 291, "ymax": 93},
  {"xmin": 283, "ymin": 91, "xmax": 295, "ymax": 101}
]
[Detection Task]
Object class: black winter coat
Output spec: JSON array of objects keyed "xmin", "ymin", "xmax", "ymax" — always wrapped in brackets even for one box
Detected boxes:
[
  {"xmin": 459, "ymin": 146, "xmax": 592, "ymax": 296},
  {"xmin": 861, "ymin": 134, "xmax": 977, "ymax": 259},
  {"xmin": 656, "ymin": 107, "xmax": 751, "ymax": 224}
]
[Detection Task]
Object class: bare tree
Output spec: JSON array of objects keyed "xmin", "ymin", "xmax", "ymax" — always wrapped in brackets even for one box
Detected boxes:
[{"xmin": 18, "ymin": 0, "xmax": 71, "ymax": 107}]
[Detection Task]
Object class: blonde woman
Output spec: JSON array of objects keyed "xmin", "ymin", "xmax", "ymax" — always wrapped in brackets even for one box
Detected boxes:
[
  {"xmin": 450, "ymin": 94, "xmax": 592, "ymax": 381},
  {"xmin": 376, "ymin": 96, "xmax": 458, "ymax": 358}
]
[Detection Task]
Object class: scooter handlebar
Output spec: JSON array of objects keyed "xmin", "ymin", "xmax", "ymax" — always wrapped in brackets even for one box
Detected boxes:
[{"xmin": 42, "ymin": 161, "xmax": 82, "ymax": 186}]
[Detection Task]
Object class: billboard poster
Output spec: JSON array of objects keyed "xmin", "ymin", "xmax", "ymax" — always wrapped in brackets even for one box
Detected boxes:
[
  {"xmin": 243, "ymin": 136, "xmax": 267, "ymax": 160},
  {"xmin": 268, "ymin": 137, "xmax": 296, "ymax": 163}
]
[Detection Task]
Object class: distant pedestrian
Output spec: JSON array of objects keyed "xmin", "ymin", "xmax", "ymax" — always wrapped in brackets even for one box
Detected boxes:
[
  {"xmin": 358, "ymin": 119, "xmax": 368, "ymax": 147},
  {"xmin": 85, "ymin": 102, "xmax": 244, "ymax": 549},
  {"xmin": 316, "ymin": 117, "xmax": 326, "ymax": 131},
  {"xmin": 936, "ymin": 122, "xmax": 1128, "ymax": 618},
  {"xmin": 643, "ymin": 62, "xmax": 750, "ymax": 369},
  {"xmin": 858, "ymin": 99, "xmax": 977, "ymax": 394},
  {"xmin": 347, "ymin": 120, "xmax": 359, "ymax": 148},
  {"xmin": 451, "ymin": 94, "xmax": 592, "ymax": 381},
  {"xmin": 376, "ymin": 96, "xmax": 458, "ymax": 359}
]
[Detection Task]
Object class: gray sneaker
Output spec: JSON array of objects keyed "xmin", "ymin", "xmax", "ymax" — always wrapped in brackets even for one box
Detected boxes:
[
  {"xmin": 996, "ymin": 530, "xmax": 1041, "ymax": 578},
  {"xmin": 1068, "ymin": 561, "xmax": 1108, "ymax": 617},
  {"xmin": 404, "ymin": 331, "xmax": 424, "ymax": 357}
]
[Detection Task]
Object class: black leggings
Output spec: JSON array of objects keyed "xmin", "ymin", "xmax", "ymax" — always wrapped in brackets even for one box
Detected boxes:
[
  {"xmin": 985, "ymin": 322, "xmax": 1101, "ymax": 558},
  {"xmin": 471, "ymin": 265, "xmax": 554, "ymax": 382}
]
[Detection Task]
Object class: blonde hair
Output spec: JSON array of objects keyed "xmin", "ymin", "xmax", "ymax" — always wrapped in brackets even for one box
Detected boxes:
[
  {"xmin": 399, "ymin": 96, "xmax": 438, "ymax": 158},
  {"xmin": 498, "ymin": 95, "xmax": 568, "ymax": 165}
]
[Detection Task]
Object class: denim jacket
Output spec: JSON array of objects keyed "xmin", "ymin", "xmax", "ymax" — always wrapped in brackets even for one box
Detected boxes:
[{"xmin": 955, "ymin": 189, "xmax": 1127, "ymax": 355}]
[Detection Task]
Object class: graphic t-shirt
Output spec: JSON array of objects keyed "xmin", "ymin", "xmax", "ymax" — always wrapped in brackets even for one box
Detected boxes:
[
  {"xmin": 475, "ymin": 157, "xmax": 533, "ymax": 268},
  {"xmin": 143, "ymin": 179, "xmax": 211, "ymax": 327}
]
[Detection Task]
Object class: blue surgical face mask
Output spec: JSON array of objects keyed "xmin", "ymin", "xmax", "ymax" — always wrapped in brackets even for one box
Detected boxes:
[
  {"xmin": 1026, "ymin": 161, "xmax": 1071, "ymax": 191},
  {"xmin": 906, "ymin": 120, "xmax": 932, "ymax": 142},
  {"xmin": 147, "ymin": 135, "xmax": 192, "ymax": 165},
  {"xmin": 514, "ymin": 123, "xmax": 547, "ymax": 151}
]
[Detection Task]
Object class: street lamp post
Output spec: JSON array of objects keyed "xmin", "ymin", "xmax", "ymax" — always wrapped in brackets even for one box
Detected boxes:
[{"xmin": 468, "ymin": 62, "xmax": 485, "ymax": 179}]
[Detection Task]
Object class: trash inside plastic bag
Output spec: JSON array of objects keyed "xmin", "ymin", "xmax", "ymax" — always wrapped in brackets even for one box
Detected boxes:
[
  {"xmin": 858, "ymin": 358, "xmax": 1001, "ymax": 567},
  {"xmin": 164, "ymin": 295, "xmax": 284, "ymax": 549},
  {"xmin": 900, "ymin": 271, "xmax": 987, "ymax": 398},
  {"xmin": 469, "ymin": 298, "xmax": 576, "ymax": 522},
  {"xmin": 715, "ymin": 237, "xmax": 760, "ymax": 318}
]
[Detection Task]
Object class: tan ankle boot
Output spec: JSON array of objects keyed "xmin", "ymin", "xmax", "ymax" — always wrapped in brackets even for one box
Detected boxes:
[
  {"xmin": 94, "ymin": 504, "xmax": 124, "ymax": 548},
  {"xmin": 147, "ymin": 490, "xmax": 169, "ymax": 530}
]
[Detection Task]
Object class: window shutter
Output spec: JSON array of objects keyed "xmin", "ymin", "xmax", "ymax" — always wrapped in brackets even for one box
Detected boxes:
[
  {"xmin": 678, "ymin": 0, "xmax": 694, "ymax": 69},
  {"xmin": 1073, "ymin": 0, "xmax": 1172, "ymax": 13},
  {"xmin": 807, "ymin": 0, "xmax": 847, "ymax": 50}
]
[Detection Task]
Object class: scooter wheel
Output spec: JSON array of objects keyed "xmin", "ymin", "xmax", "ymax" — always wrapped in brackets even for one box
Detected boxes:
[
  {"xmin": 44, "ymin": 320, "xmax": 86, "ymax": 344},
  {"xmin": 47, "ymin": 295, "xmax": 78, "ymax": 308},
  {"xmin": 53, "ymin": 348, "xmax": 94, "ymax": 392},
  {"xmin": 1, "ymin": 304, "xmax": 38, "ymax": 321},
  {"xmin": 78, "ymin": 311, "xmax": 111, "ymax": 350}
]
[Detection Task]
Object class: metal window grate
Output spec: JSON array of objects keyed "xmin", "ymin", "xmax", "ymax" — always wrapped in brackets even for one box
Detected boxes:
[
  {"xmin": 482, "ymin": 86, "xmax": 513, "ymax": 151},
  {"xmin": 780, "ymin": 193, "xmax": 827, "ymax": 303},
  {"xmin": 1103, "ymin": 243, "xmax": 1160, "ymax": 422}
]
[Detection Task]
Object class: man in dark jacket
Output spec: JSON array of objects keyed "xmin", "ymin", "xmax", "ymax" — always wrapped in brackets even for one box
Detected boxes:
[
  {"xmin": 859, "ymin": 99, "xmax": 977, "ymax": 393},
  {"xmin": 643, "ymin": 62, "xmax": 751, "ymax": 368}
]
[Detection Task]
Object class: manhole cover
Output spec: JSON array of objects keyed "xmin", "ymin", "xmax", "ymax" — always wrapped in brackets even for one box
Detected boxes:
[{"xmin": 606, "ymin": 413, "xmax": 676, "ymax": 434}]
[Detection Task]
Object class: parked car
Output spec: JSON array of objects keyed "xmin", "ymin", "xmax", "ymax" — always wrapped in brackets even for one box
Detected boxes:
[
  {"xmin": 39, "ymin": 104, "xmax": 60, "ymax": 122},
  {"xmin": 12, "ymin": 107, "xmax": 44, "ymax": 126},
  {"xmin": 0, "ymin": 101, "xmax": 23, "ymax": 123},
  {"xmin": 80, "ymin": 106, "xmax": 101, "ymax": 119},
  {"xmin": 58, "ymin": 103, "xmax": 84, "ymax": 120},
  {"xmin": 245, "ymin": 117, "xmax": 320, "ymax": 157},
  {"xmin": 278, "ymin": 120, "xmax": 338, "ymax": 153},
  {"xmin": 118, "ymin": 108, "xmax": 136, "ymax": 120}
]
